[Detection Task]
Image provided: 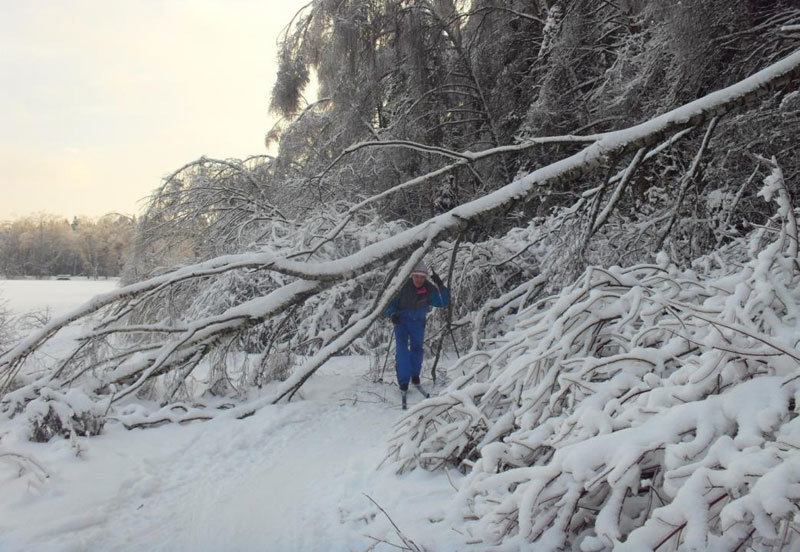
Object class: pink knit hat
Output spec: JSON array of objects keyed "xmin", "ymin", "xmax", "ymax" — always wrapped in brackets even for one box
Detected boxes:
[{"xmin": 411, "ymin": 261, "xmax": 428, "ymax": 277}]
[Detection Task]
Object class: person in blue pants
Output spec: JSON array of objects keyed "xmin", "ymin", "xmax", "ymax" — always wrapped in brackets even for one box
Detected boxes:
[{"xmin": 384, "ymin": 261, "xmax": 450, "ymax": 402}]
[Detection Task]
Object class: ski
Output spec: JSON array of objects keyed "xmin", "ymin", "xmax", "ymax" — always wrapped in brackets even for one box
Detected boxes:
[
  {"xmin": 400, "ymin": 384, "xmax": 429, "ymax": 410},
  {"xmin": 413, "ymin": 383, "xmax": 430, "ymax": 398}
]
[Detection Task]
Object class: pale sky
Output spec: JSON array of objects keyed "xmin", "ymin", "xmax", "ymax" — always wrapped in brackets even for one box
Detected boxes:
[{"xmin": 0, "ymin": 0, "xmax": 310, "ymax": 220}]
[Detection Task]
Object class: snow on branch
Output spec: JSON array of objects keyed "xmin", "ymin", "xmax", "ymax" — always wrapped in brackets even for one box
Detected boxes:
[
  {"xmin": 386, "ymin": 162, "xmax": 800, "ymax": 550},
  {"xmin": 1, "ymin": 50, "xmax": 798, "ymax": 438}
]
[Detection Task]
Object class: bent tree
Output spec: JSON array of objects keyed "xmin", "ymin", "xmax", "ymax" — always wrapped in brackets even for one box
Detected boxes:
[{"xmin": 1, "ymin": 50, "xmax": 798, "ymax": 433}]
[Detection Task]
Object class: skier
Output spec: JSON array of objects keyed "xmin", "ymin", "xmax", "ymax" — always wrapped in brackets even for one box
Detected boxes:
[{"xmin": 384, "ymin": 261, "xmax": 450, "ymax": 409}]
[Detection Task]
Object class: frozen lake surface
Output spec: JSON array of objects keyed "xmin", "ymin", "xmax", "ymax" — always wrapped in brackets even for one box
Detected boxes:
[{"xmin": 0, "ymin": 278, "xmax": 119, "ymax": 317}]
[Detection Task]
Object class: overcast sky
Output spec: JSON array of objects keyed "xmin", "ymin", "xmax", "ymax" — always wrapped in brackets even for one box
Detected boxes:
[{"xmin": 0, "ymin": 0, "xmax": 310, "ymax": 220}]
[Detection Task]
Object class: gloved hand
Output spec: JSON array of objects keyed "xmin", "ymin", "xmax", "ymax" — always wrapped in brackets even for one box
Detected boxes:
[
  {"xmin": 430, "ymin": 269, "xmax": 443, "ymax": 288},
  {"xmin": 391, "ymin": 313, "xmax": 401, "ymax": 325}
]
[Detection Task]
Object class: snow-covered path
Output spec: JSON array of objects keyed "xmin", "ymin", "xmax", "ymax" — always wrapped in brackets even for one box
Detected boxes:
[{"xmin": 0, "ymin": 359, "xmax": 464, "ymax": 552}]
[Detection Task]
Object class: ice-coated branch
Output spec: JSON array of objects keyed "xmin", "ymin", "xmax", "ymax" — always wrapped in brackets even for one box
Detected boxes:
[
  {"xmin": 387, "ymin": 157, "xmax": 800, "ymax": 549},
  {"xmin": 655, "ymin": 116, "xmax": 721, "ymax": 250}
]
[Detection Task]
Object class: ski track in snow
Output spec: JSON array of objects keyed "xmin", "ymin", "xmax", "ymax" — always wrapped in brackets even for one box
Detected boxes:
[{"xmin": 0, "ymin": 358, "xmax": 465, "ymax": 552}]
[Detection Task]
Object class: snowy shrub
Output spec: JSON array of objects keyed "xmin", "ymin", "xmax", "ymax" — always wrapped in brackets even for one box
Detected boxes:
[
  {"xmin": 387, "ymin": 163, "xmax": 800, "ymax": 550},
  {"xmin": 241, "ymin": 348, "xmax": 293, "ymax": 389},
  {"xmin": 261, "ymin": 348, "xmax": 292, "ymax": 384},
  {"xmin": 6, "ymin": 386, "xmax": 106, "ymax": 443}
]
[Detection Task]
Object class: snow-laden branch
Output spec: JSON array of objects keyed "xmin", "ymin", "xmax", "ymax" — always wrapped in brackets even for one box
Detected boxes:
[
  {"xmin": 1, "ymin": 49, "xmax": 798, "ymax": 432},
  {"xmin": 387, "ymin": 160, "xmax": 800, "ymax": 550}
]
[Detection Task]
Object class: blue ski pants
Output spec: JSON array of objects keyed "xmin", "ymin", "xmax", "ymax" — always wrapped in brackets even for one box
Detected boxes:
[{"xmin": 394, "ymin": 312, "xmax": 426, "ymax": 389}]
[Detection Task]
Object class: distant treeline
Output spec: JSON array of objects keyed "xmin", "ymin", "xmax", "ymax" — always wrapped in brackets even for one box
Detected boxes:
[{"xmin": 0, "ymin": 213, "xmax": 135, "ymax": 278}]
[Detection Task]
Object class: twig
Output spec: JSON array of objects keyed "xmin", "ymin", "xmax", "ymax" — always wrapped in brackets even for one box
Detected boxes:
[
  {"xmin": 432, "ymin": 229, "xmax": 466, "ymax": 382},
  {"xmin": 363, "ymin": 493, "xmax": 424, "ymax": 552}
]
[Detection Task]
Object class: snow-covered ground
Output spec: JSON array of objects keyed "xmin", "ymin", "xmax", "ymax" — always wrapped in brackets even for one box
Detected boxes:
[{"xmin": 0, "ymin": 280, "xmax": 466, "ymax": 552}]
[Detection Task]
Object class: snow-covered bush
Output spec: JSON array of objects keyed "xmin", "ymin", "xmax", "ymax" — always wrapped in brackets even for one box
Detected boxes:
[
  {"xmin": 3, "ymin": 386, "xmax": 106, "ymax": 442},
  {"xmin": 387, "ymin": 162, "xmax": 800, "ymax": 550}
]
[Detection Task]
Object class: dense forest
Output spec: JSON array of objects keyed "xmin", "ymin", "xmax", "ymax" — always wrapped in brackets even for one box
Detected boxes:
[
  {"xmin": 0, "ymin": 213, "xmax": 134, "ymax": 278},
  {"xmin": 2, "ymin": 0, "xmax": 800, "ymax": 549}
]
